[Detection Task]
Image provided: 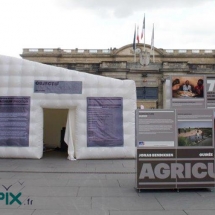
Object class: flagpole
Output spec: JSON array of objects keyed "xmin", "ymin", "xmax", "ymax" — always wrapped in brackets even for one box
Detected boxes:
[
  {"xmin": 143, "ymin": 14, "xmax": 145, "ymax": 52},
  {"xmin": 153, "ymin": 24, "xmax": 155, "ymax": 63},
  {"xmin": 151, "ymin": 23, "xmax": 155, "ymax": 63},
  {"xmin": 134, "ymin": 49, "xmax": 136, "ymax": 63},
  {"xmin": 133, "ymin": 24, "xmax": 136, "ymax": 63}
]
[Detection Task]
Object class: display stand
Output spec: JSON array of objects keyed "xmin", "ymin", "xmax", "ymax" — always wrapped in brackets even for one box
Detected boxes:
[{"xmin": 135, "ymin": 109, "xmax": 215, "ymax": 190}]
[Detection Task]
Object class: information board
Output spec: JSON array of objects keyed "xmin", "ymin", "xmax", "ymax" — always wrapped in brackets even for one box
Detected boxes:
[
  {"xmin": 136, "ymin": 108, "xmax": 215, "ymax": 190},
  {"xmin": 136, "ymin": 110, "xmax": 175, "ymax": 147},
  {"xmin": 87, "ymin": 97, "xmax": 123, "ymax": 147},
  {"xmin": 0, "ymin": 97, "xmax": 30, "ymax": 147}
]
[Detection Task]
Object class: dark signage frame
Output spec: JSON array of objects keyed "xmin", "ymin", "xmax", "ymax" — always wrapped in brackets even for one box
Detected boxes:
[{"xmin": 135, "ymin": 109, "xmax": 215, "ymax": 190}]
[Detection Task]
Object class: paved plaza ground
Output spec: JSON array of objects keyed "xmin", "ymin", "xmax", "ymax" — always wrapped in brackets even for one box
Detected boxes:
[{"xmin": 0, "ymin": 151, "xmax": 215, "ymax": 215}]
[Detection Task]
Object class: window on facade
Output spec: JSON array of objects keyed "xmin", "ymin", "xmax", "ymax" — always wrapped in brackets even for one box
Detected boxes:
[
  {"xmin": 136, "ymin": 87, "xmax": 158, "ymax": 99},
  {"xmin": 67, "ymin": 64, "xmax": 76, "ymax": 70},
  {"xmin": 189, "ymin": 64, "xmax": 198, "ymax": 70}
]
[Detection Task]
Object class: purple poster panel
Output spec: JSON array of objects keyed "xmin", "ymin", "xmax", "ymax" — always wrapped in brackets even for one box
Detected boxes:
[
  {"xmin": 34, "ymin": 80, "xmax": 82, "ymax": 94},
  {"xmin": 87, "ymin": 97, "xmax": 123, "ymax": 147},
  {"xmin": 0, "ymin": 97, "xmax": 30, "ymax": 147}
]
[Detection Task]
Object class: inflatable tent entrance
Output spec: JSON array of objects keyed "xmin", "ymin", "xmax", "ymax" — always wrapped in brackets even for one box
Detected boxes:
[{"xmin": 0, "ymin": 55, "xmax": 136, "ymax": 159}]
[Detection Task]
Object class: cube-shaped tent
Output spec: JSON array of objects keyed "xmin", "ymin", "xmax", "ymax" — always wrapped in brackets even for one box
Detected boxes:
[{"xmin": 0, "ymin": 55, "xmax": 136, "ymax": 159}]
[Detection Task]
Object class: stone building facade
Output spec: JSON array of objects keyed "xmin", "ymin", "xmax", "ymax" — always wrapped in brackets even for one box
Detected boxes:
[{"xmin": 21, "ymin": 44, "xmax": 215, "ymax": 109}]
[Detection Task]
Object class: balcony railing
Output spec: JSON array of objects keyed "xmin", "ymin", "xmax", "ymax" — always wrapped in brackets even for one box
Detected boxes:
[{"xmin": 22, "ymin": 48, "xmax": 215, "ymax": 55}]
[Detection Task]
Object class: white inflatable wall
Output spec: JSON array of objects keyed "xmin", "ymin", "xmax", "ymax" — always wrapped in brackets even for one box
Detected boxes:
[{"xmin": 0, "ymin": 55, "xmax": 136, "ymax": 159}]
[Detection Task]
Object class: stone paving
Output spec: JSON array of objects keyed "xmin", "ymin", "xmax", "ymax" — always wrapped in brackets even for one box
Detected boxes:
[{"xmin": 0, "ymin": 151, "xmax": 215, "ymax": 215}]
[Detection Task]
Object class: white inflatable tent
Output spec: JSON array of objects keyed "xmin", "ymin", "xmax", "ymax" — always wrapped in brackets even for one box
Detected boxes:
[{"xmin": 0, "ymin": 55, "xmax": 136, "ymax": 159}]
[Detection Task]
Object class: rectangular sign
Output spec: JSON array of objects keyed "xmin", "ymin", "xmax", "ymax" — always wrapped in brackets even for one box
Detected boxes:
[
  {"xmin": 165, "ymin": 75, "xmax": 215, "ymax": 110},
  {"xmin": 0, "ymin": 97, "xmax": 30, "ymax": 147},
  {"xmin": 87, "ymin": 97, "xmax": 123, "ymax": 147},
  {"xmin": 136, "ymin": 108, "xmax": 215, "ymax": 190},
  {"xmin": 136, "ymin": 110, "xmax": 175, "ymax": 147},
  {"xmin": 177, "ymin": 109, "xmax": 213, "ymax": 147},
  {"xmin": 206, "ymin": 76, "xmax": 215, "ymax": 108},
  {"xmin": 177, "ymin": 148, "xmax": 215, "ymax": 188},
  {"xmin": 136, "ymin": 148, "xmax": 176, "ymax": 189},
  {"xmin": 34, "ymin": 80, "xmax": 82, "ymax": 94},
  {"xmin": 171, "ymin": 76, "xmax": 205, "ymax": 109},
  {"xmin": 136, "ymin": 148, "xmax": 215, "ymax": 189}
]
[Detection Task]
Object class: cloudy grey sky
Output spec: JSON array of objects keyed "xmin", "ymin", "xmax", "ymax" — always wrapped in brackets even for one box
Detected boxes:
[{"xmin": 1, "ymin": 0, "xmax": 215, "ymax": 58}]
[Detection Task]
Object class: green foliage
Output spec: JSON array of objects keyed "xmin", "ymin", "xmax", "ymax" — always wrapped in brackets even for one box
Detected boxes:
[
  {"xmin": 201, "ymin": 128, "xmax": 212, "ymax": 136},
  {"xmin": 178, "ymin": 136, "xmax": 191, "ymax": 146}
]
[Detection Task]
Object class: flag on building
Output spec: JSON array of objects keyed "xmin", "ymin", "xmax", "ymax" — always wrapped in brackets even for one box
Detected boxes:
[
  {"xmin": 151, "ymin": 24, "xmax": 155, "ymax": 63},
  {"xmin": 133, "ymin": 24, "xmax": 136, "ymax": 50},
  {"xmin": 141, "ymin": 15, "xmax": 145, "ymax": 40},
  {"xmin": 137, "ymin": 25, "xmax": 140, "ymax": 43},
  {"xmin": 151, "ymin": 24, "xmax": 154, "ymax": 50}
]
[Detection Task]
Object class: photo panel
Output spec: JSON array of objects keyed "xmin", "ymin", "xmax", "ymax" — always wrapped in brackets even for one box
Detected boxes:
[{"xmin": 171, "ymin": 76, "xmax": 205, "ymax": 109}]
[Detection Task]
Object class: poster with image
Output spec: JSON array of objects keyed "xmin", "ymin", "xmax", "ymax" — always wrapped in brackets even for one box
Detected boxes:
[
  {"xmin": 177, "ymin": 109, "xmax": 213, "ymax": 147},
  {"xmin": 171, "ymin": 76, "xmax": 205, "ymax": 109},
  {"xmin": 136, "ymin": 108, "xmax": 215, "ymax": 190}
]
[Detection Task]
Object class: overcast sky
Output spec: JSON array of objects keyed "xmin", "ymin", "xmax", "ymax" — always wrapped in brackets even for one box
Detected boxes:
[{"xmin": 1, "ymin": 0, "xmax": 215, "ymax": 58}]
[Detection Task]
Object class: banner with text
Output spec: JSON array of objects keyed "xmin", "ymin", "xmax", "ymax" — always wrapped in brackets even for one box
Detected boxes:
[
  {"xmin": 0, "ymin": 97, "xmax": 30, "ymax": 147},
  {"xmin": 87, "ymin": 97, "xmax": 123, "ymax": 147},
  {"xmin": 34, "ymin": 80, "xmax": 82, "ymax": 94}
]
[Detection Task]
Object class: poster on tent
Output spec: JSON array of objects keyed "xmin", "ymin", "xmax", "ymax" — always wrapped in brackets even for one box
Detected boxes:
[
  {"xmin": 34, "ymin": 80, "xmax": 82, "ymax": 94},
  {"xmin": 171, "ymin": 76, "xmax": 205, "ymax": 109},
  {"xmin": 87, "ymin": 97, "xmax": 124, "ymax": 147},
  {"xmin": 0, "ymin": 97, "xmax": 30, "ymax": 147}
]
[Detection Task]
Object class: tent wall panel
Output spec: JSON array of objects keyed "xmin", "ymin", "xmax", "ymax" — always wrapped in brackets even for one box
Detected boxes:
[{"xmin": 0, "ymin": 55, "xmax": 136, "ymax": 159}]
